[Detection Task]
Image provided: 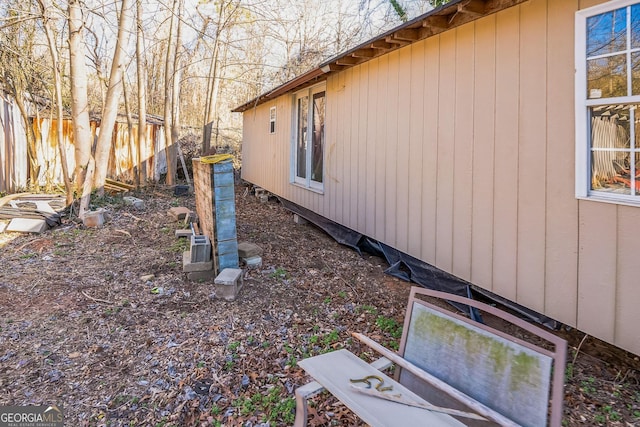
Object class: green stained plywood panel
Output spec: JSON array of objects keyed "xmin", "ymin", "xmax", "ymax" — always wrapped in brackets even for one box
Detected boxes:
[{"xmin": 403, "ymin": 304, "xmax": 552, "ymax": 427}]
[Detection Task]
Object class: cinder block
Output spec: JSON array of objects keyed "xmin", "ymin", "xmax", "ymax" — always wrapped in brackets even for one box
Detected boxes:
[
  {"xmin": 213, "ymin": 171, "xmax": 234, "ymax": 187},
  {"xmin": 238, "ymin": 242, "xmax": 263, "ymax": 258},
  {"xmin": 183, "ymin": 251, "xmax": 213, "ymax": 272},
  {"xmin": 175, "ymin": 229, "xmax": 193, "ymax": 238},
  {"xmin": 213, "ymin": 160, "xmax": 234, "ymax": 174},
  {"xmin": 214, "ymin": 185, "xmax": 235, "ymax": 201},
  {"xmin": 190, "ymin": 235, "xmax": 211, "ymax": 263},
  {"xmin": 218, "ymin": 239, "xmax": 239, "ymax": 270},
  {"xmin": 174, "ymin": 185, "xmax": 190, "ymax": 196},
  {"xmin": 293, "ymin": 214, "xmax": 308, "ymax": 225},
  {"xmin": 168, "ymin": 206, "xmax": 191, "ymax": 221},
  {"xmin": 123, "ymin": 196, "xmax": 145, "ymax": 209},
  {"xmin": 187, "ymin": 270, "xmax": 216, "ymax": 282},
  {"xmin": 243, "ymin": 256, "xmax": 262, "ymax": 269},
  {"xmin": 7, "ymin": 218, "xmax": 48, "ymax": 233},
  {"xmin": 82, "ymin": 209, "xmax": 105, "ymax": 228},
  {"xmin": 214, "ymin": 268, "xmax": 243, "ymax": 301}
]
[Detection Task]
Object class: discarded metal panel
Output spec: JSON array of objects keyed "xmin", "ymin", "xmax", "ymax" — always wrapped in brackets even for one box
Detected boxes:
[
  {"xmin": 0, "ymin": 194, "xmax": 65, "ymax": 233},
  {"xmin": 0, "ymin": 93, "xmax": 28, "ymax": 193}
]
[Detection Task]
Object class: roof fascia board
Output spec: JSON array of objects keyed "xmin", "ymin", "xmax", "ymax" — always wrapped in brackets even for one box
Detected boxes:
[{"xmin": 232, "ymin": 0, "xmax": 526, "ymax": 113}]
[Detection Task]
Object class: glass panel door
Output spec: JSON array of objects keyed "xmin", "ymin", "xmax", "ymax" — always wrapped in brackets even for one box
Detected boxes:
[
  {"xmin": 311, "ymin": 91, "xmax": 325, "ymax": 184},
  {"xmin": 296, "ymin": 95, "xmax": 308, "ymax": 180}
]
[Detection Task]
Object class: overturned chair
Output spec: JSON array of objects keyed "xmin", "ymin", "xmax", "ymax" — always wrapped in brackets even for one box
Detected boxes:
[{"xmin": 295, "ymin": 286, "xmax": 567, "ymax": 427}]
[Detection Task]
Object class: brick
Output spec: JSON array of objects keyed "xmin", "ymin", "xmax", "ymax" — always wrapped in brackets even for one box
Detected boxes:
[
  {"xmin": 237, "ymin": 241, "xmax": 263, "ymax": 258},
  {"xmin": 183, "ymin": 251, "xmax": 213, "ymax": 272},
  {"xmin": 214, "ymin": 268, "xmax": 243, "ymax": 301},
  {"xmin": 168, "ymin": 206, "xmax": 191, "ymax": 221}
]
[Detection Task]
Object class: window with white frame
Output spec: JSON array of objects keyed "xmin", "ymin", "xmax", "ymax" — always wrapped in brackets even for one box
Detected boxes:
[
  {"xmin": 269, "ymin": 106, "xmax": 276, "ymax": 134},
  {"xmin": 292, "ymin": 84, "xmax": 325, "ymax": 191},
  {"xmin": 576, "ymin": 0, "xmax": 640, "ymax": 204}
]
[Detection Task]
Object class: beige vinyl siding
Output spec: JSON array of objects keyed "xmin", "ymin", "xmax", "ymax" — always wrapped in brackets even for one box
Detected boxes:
[
  {"xmin": 578, "ymin": 202, "xmax": 617, "ymax": 341},
  {"xmin": 471, "ymin": 14, "xmax": 496, "ymax": 292},
  {"xmin": 616, "ymin": 206, "xmax": 640, "ymax": 351},
  {"xmin": 493, "ymin": 5, "xmax": 519, "ymax": 302},
  {"xmin": 452, "ymin": 23, "xmax": 474, "ymax": 283},
  {"xmin": 397, "ymin": 47, "xmax": 412, "ymax": 255},
  {"xmin": 240, "ymin": 0, "xmax": 640, "ymax": 355},
  {"xmin": 422, "ymin": 37, "xmax": 440, "ymax": 265},
  {"xmin": 374, "ymin": 56, "xmax": 388, "ymax": 244},
  {"xmin": 545, "ymin": 0, "xmax": 579, "ymax": 327},
  {"xmin": 408, "ymin": 43, "xmax": 425, "ymax": 258},
  {"xmin": 436, "ymin": 30, "xmax": 456, "ymax": 273},
  {"xmin": 517, "ymin": 0, "xmax": 547, "ymax": 312},
  {"xmin": 365, "ymin": 59, "xmax": 378, "ymax": 238}
]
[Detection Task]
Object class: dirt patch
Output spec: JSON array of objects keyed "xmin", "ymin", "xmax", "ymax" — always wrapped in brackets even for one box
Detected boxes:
[{"xmin": 0, "ymin": 184, "xmax": 638, "ymax": 426}]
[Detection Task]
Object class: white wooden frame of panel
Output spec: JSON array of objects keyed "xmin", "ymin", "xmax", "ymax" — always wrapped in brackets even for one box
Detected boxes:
[
  {"xmin": 399, "ymin": 287, "xmax": 568, "ymax": 427},
  {"xmin": 290, "ymin": 83, "xmax": 326, "ymax": 193},
  {"xmin": 269, "ymin": 106, "xmax": 276, "ymax": 134},
  {"xmin": 575, "ymin": 0, "xmax": 640, "ymax": 207}
]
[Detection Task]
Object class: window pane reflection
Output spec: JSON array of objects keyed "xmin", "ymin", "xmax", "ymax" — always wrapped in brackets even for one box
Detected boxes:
[
  {"xmin": 296, "ymin": 96, "xmax": 308, "ymax": 179},
  {"xmin": 590, "ymin": 105, "xmax": 634, "ymax": 195},
  {"xmin": 632, "ymin": 52, "xmax": 640, "ymax": 95},
  {"xmin": 587, "ymin": 54, "xmax": 627, "ymax": 98},
  {"xmin": 631, "ymin": 5, "xmax": 640, "ymax": 48},
  {"xmin": 587, "ymin": 7, "xmax": 627, "ymax": 56},
  {"xmin": 311, "ymin": 92, "xmax": 325, "ymax": 183}
]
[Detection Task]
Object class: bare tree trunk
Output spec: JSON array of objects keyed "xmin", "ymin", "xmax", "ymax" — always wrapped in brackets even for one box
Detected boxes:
[
  {"xmin": 93, "ymin": 0, "xmax": 134, "ymax": 194},
  {"xmin": 80, "ymin": 157, "xmax": 95, "ymax": 218},
  {"xmin": 202, "ymin": 5, "xmax": 223, "ymax": 154},
  {"xmin": 68, "ymin": 0, "xmax": 94, "ymax": 216},
  {"xmin": 171, "ymin": 0, "xmax": 184, "ymax": 181},
  {"xmin": 38, "ymin": 0, "xmax": 73, "ymax": 205},
  {"xmin": 201, "ymin": 0, "xmax": 240, "ymax": 153},
  {"xmin": 135, "ymin": 0, "xmax": 147, "ymax": 187},
  {"xmin": 163, "ymin": 0, "xmax": 180, "ymax": 186},
  {"xmin": 122, "ymin": 79, "xmax": 135, "ymax": 181}
]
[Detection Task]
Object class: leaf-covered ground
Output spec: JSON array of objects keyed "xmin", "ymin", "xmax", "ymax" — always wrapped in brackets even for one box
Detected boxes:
[{"xmin": 0, "ymin": 184, "xmax": 639, "ymax": 426}]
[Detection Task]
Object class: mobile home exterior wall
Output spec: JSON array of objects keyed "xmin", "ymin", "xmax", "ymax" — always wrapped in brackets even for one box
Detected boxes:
[{"xmin": 240, "ymin": 0, "xmax": 640, "ymax": 355}]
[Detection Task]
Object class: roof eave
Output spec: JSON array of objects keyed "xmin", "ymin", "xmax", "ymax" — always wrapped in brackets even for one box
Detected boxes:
[{"xmin": 232, "ymin": 0, "xmax": 527, "ymax": 113}]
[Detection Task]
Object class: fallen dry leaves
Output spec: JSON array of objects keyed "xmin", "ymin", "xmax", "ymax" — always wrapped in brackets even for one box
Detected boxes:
[{"xmin": 0, "ymin": 183, "xmax": 638, "ymax": 426}]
